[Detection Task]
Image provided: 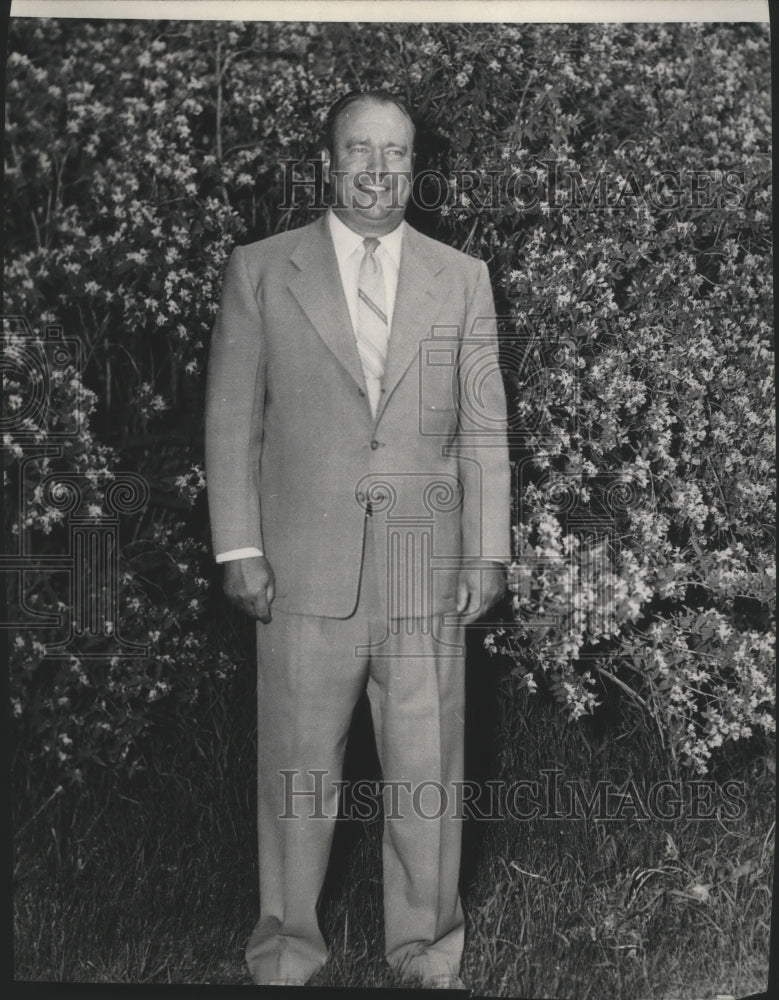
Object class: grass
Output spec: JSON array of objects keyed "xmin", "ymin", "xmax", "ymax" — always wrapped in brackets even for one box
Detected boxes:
[
  {"xmin": 455, "ymin": 693, "xmax": 774, "ymax": 1000},
  {"xmin": 13, "ymin": 647, "xmax": 774, "ymax": 997}
]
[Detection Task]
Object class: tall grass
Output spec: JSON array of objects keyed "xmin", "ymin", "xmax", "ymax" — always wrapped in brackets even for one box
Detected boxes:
[{"xmin": 13, "ymin": 644, "xmax": 774, "ymax": 996}]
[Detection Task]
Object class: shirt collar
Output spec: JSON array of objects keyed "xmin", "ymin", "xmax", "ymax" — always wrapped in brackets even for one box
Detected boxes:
[{"xmin": 327, "ymin": 209, "xmax": 405, "ymax": 270}]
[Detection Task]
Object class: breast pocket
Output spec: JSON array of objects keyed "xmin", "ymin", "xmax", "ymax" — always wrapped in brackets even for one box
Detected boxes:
[{"xmin": 420, "ymin": 403, "xmax": 459, "ymax": 438}]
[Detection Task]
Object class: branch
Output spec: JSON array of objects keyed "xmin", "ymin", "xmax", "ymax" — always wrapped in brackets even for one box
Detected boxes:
[{"xmin": 214, "ymin": 39, "xmax": 230, "ymax": 208}]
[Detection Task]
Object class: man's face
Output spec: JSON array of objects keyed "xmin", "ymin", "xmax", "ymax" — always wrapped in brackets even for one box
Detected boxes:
[{"xmin": 324, "ymin": 98, "xmax": 414, "ymax": 237}]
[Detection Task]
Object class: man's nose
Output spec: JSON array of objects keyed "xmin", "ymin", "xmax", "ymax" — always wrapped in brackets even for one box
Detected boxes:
[{"xmin": 366, "ymin": 148, "xmax": 387, "ymax": 176}]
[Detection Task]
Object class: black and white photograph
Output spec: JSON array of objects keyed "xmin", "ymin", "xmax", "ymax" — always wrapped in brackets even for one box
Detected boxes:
[{"xmin": 5, "ymin": 1, "xmax": 774, "ymax": 997}]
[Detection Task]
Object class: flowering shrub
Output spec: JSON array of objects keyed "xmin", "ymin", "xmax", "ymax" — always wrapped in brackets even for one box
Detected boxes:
[
  {"xmin": 5, "ymin": 19, "xmax": 773, "ymax": 780},
  {"xmin": 469, "ymin": 23, "xmax": 774, "ymax": 773}
]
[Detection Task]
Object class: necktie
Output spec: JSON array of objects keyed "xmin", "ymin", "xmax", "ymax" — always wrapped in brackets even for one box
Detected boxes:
[{"xmin": 356, "ymin": 236, "xmax": 389, "ymax": 414}]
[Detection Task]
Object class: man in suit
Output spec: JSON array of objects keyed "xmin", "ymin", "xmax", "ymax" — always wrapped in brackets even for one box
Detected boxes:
[{"xmin": 205, "ymin": 90, "xmax": 510, "ymax": 989}]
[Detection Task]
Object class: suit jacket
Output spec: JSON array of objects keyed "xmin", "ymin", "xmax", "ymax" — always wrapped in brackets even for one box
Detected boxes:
[{"xmin": 205, "ymin": 214, "xmax": 511, "ymax": 619}]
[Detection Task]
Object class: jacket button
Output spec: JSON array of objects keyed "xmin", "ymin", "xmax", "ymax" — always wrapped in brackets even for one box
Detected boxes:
[
  {"xmin": 358, "ymin": 388, "xmax": 365, "ymax": 397},
  {"xmin": 370, "ymin": 439, "xmax": 380, "ymax": 450}
]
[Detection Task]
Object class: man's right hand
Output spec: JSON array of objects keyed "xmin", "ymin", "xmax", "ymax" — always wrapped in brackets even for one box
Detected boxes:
[{"xmin": 223, "ymin": 556, "xmax": 276, "ymax": 623}]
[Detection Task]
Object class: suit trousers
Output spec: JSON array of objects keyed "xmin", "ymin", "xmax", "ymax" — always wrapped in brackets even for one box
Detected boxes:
[{"xmin": 245, "ymin": 514, "xmax": 467, "ymax": 984}]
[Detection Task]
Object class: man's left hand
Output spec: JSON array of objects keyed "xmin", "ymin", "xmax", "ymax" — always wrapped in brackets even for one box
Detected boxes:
[{"xmin": 455, "ymin": 561, "xmax": 506, "ymax": 624}]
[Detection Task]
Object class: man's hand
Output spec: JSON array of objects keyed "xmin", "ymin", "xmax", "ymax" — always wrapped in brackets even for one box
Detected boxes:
[
  {"xmin": 455, "ymin": 560, "xmax": 506, "ymax": 624},
  {"xmin": 223, "ymin": 555, "xmax": 276, "ymax": 623}
]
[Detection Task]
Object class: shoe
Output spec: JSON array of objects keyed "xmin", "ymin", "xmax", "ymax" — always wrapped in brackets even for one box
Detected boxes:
[{"xmin": 424, "ymin": 973, "xmax": 469, "ymax": 991}]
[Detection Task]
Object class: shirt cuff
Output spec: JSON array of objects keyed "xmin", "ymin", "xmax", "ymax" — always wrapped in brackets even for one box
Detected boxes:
[{"xmin": 215, "ymin": 547, "xmax": 264, "ymax": 563}]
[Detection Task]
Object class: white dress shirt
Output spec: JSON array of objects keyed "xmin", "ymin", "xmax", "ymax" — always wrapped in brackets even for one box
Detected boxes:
[
  {"xmin": 327, "ymin": 209, "xmax": 404, "ymax": 334},
  {"xmin": 216, "ymin": 211, "xmax": 405, "ymax": 563}
]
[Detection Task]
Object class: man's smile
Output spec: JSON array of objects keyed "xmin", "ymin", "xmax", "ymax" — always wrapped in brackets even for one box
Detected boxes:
[{"xmin": 357, "ymin": 179, "xmax": 393, "ymax": 192}]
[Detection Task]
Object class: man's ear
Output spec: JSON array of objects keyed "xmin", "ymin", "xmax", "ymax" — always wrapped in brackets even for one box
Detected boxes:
[{"xmin": 321, "ymin": 148, "xmax": 330, "ymax": 184}]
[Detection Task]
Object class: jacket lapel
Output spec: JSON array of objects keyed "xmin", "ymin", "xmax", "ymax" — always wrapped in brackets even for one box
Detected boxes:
[
  {"xmin": 286, "ymin": 217, "xmax": 449, "ymax": 419},
  {"xmin": 376, "ymin": 225, "xmax": 447, "ymax": 422},
  {"xmin": 288, "ymin": 215, "xmax": 366, "ymax": 392}
]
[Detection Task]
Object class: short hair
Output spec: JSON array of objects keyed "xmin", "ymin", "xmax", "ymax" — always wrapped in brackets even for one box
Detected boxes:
[{"xmin": 322, "ymin": 90, "xmax": 416, "ymax": 155}]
